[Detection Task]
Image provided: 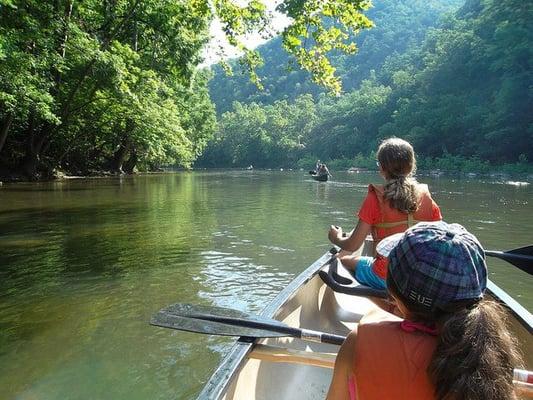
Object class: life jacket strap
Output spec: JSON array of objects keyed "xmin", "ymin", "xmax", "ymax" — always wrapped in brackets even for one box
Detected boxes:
[{"xmin": 374, "ymin": 216, "xmax": 419, "ymax": 229}]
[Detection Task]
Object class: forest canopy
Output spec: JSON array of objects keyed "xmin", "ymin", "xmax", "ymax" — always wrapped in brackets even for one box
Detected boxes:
[
  {"xmin": 0, "ymin": 0, "xmax": 373, "ymax": 179},
  {"xmin": 1, "ymin": 0, "xmax": 530, "ymax": 179},
  {"xmin": 201, "ymin": 0, "xmax": 532, "ymax": 173}
]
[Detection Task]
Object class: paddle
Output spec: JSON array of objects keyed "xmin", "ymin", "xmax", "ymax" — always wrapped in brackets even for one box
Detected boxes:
[
  {"xmin": 485, "ymin": 246, "xmax": 533, "ymax": 275},
  {"xmin": 150, "ymin": 303, "xmax": 346, "ymax": 345}
]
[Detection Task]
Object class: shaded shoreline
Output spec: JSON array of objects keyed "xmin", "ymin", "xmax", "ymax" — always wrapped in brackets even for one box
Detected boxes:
[{"xmin": 1, "ymin": 167, "xmax": 531, "ymax": 185}]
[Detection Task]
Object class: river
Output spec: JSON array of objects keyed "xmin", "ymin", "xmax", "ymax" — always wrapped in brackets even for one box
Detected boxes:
[{"xmin": 0, "ymin": 171, "xmax": 531, "ymax": 399}]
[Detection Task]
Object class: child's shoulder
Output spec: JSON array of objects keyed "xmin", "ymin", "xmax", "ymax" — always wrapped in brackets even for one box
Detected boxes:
[
  {"xmin": 416, "ymin": 182, "xmax": 429, "ymax": 191},
  {"xmin": 360, "ymin": 306, "xmax": 402, "ymax": 327},
  {"xmin": 368, "ymin": 183, "xmax": 384, "ymax": 193}
]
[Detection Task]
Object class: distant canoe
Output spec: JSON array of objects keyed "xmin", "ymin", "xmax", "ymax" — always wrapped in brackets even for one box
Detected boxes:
[{"xmin": 311, "ymin": 174, "xmax": 328, "ymax": 182}]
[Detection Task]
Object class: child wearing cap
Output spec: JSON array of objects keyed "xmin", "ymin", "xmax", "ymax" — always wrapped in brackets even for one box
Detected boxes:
[
  {"xmin": 328, "ymin": 137, "xmax": 441, "ymax": 289},
  {"xmin": 326, "ymin": 222, "xmax": 522, "ymax": 400}
]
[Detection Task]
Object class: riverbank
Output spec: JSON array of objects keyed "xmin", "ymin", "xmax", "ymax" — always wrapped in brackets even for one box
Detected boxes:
[
  {"xmin": 0, "ymin": 167, "xmax": 147, "ymax": 184},
  {"xmin": 2, "ymin": 160, "xmax": 532, "ymax": 184},
  {"xmin": 301, "ymin": 154, "xmax": 533, "ymax": 181}
]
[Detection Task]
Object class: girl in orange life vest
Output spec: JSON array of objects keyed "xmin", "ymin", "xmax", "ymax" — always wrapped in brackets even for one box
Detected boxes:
[
  {"xmin": 328, "ymin": 137, "xmax": 442, "ymax": 290},
  {"xmin": 326, "ymin": 222, "xmax": 522, "ymax": 400}
]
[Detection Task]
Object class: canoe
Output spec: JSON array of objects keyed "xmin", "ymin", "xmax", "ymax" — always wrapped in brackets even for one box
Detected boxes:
[
  {"xmin": 196, "ymin": 239, "xmax": 533, "ymax": 399},
  {"xmin": 311, "ymin": 173, "xmax": 328, "ymax": 182}
]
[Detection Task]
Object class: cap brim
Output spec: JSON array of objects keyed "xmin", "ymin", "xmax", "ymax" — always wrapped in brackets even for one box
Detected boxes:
[{"xmin": 376, "ymin": 232, "xmax": 405, "ymax": 257}]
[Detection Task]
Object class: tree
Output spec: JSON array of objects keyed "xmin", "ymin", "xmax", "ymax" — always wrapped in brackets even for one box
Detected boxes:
[
  {"xmin": 209, "ymin": 0, "xmax": 462, "ymax": 113},
  {"xmin": 202, "ymin": 0, "xmax": 532, "ymax": 168},
  {"xmin": 0, "ymin": 0, "xmax": 376, "ymax": 179}
]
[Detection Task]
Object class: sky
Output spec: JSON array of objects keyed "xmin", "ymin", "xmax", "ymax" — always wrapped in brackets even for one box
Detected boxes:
[{"xmin": 201, "ymin": 1, "xmax": 291, "ymax": 66}]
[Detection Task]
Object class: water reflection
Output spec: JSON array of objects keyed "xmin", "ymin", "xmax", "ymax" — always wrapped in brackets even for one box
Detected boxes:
[{"xmin": 0, "ymin": 171, "xmax": 531, "ymax": 400}]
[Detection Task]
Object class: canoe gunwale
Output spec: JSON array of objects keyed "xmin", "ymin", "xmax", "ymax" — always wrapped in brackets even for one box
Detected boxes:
[
  {"xmin": 196, "ymin": 251, "xmax": 334, "ymax": 400},
  {"xmin": 311, "ymin": 174, "xmax": 328, "ymax": 182},
  {"xmin": 487, "ymin": 281, "xmax": 533, "ymax": 334}
]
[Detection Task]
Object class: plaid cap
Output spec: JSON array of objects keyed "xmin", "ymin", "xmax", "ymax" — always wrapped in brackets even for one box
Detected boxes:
[{"xmin": 387, "ymin": 221, "xmax": 487, "ymax": 310}]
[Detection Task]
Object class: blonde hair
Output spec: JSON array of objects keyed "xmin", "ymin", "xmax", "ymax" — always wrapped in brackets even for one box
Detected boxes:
[{"xmin": 377, "ymin": 137, "xmax": 418, "ymax": 213}]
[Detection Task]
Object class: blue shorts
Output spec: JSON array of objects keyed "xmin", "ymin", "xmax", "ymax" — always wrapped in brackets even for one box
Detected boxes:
[{"xmin": 354, "ymin": 256, "xmax": 386, "ymax": 290}]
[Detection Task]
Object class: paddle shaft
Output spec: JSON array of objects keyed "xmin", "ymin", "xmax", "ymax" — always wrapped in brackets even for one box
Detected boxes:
[
  {"xmin": 485, "ymin": 246, "xmax": 533, "ymax": 275},
  {"xmin": 185, "ymin": 312, "xmax": 345, "ymax": 345},
  {"xmin": 485, "ymin": 250, "xmax": 532, "ymax": 262}
]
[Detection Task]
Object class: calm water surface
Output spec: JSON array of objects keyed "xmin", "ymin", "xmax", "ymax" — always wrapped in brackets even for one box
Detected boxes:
[{"xmin": 0, "ymin": 171, "xmax": 531, "ymax": 399}]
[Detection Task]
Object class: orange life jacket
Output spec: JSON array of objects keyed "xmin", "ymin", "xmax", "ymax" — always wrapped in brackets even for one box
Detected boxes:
[
  {"xmin": 353, "ymin": 318, "xmax": 437, "ymax": 400},
  {"xmin": 369, "ymin": 183, "xmax": 439, "ymax": 244}
]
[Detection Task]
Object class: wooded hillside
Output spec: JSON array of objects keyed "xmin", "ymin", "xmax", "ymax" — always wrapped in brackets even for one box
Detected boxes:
[{"xmin": 201, "ymin": 0, "xmax": 532, "ymax": 172}]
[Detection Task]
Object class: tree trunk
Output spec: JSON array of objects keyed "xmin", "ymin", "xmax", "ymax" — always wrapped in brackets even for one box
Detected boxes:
[
  {"xmin": 0, "ymin": 113, "xmax": 13, "ymax": 154},
  {"xmin": 110, "ymin": 136, "xmax": 132, "ymax": 174},
  {"xmin": 22, "ymin": 131, "xmax": 48, "ymax": 179},
  {"xmin": 123, "ymin": 147, "xmax": 137, "ymax": 174},
  {"xmin": 60, "ymin": 1, "xmax": 73, "ymax": 59}
]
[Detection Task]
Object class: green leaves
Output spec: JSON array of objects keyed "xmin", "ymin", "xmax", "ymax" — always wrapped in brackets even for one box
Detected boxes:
[
  {"xmin": 278, "ymin": 0, "xmax": 373, "ymax": 94},
  {"xmin": 199, "ymin": 94, "xmax": 318, "ymax": 167},
  {"xmin": 204, "ymin": 0, "xmax": 531, "ymax": 168},
  {"xmin": 211, "ymin": 0, "xmax": 373, "ymax": 94},
  {"xmin": 0, "ymin": 0, "xmax": 216, "ymax": 176}
]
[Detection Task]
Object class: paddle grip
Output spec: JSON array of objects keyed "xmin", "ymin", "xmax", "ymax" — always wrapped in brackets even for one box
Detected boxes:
[
  {"xmin": 319, "ymin": 333, "xmax": 346, "ymax": 346},
  {"xmin": 300, "ymin": 329, "xmax": 345, "ymax": 346}
]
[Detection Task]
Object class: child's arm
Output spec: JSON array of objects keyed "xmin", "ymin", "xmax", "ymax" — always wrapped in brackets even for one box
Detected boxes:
[
  {"xmin": 326, "ymin": 327, "xmax": 358, "ymax": 400},
  {"xmin": 328, "ymin": 219, "xmax": 371, "ymax": 252}
]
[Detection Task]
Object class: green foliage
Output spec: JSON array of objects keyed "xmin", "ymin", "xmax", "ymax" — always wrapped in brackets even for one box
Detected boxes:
[
  {"xmin": 417, "ymin": 154, "xmax": 491, "ymax": 174},
  {"xmin": 0, "ymin": 0, "xmax": 387, "ymax": 178},
  {"xmin": 0, "ymin": 0, "xmax": 216, "ymax": 177},
  {"xmin": 377, "ymin": 0, "xmax": 532, "ymax": 163},
  {"xmin": 202, "ymin": 0, "xmax": 532, "ymax": 174},
  {"xmin": 326, "ymin": 158, "xmax": 354, "ymax": 170},
  {"xmin": 212, "ymin": 0, "xmax": 374, "ymax": 94},
  {"xmin": 198, "ymin": 94, "xmax": 317, "ymax": 167},
  {"xmin": 295, "ymin": 154, "xmax": 320, "ymax": 170},
  {"xmin": 280, "ymin": 0, "xmax": 373, "ymax": 94},
  {"xmin": 415, "ymin": 153, "xmax": 533, "ymax": 176},
  {"xmin": 209, "ymin": 0, "xmax": 462, "ymax": 113}
]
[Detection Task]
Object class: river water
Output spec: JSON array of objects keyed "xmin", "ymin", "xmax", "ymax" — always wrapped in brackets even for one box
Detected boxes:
[{"xmin": 0, "ymin": 171, "xmax": 531, "ymax": 399}]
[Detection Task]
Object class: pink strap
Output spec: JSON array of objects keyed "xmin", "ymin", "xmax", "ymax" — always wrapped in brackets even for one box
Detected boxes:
[
  {"xmin": 400, "ymin": 320, "xmax": 438, "ymax": 336},
  {"xmin": 348, "ymin": 375, "xmax": 357, "ymax": 400}
]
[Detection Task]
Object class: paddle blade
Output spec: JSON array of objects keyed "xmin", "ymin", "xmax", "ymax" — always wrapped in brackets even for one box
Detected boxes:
[
  {"xmin": 151, "ymin": 303, "xmax": 347, "ymax": 345},
  {"xmin": 486, "ymin": 246, "xmax": 533, "ymax": 275},
  {"xmin": 150, "ymin": 303, "xmax": 292, "ymax": 339},
  {"xmin": 508, "ymin": 245, "xmax": 533, "ymax": 257},
  {"xmin": 150, "ymin": 311, "xmax": 288, "ymax": 338}
]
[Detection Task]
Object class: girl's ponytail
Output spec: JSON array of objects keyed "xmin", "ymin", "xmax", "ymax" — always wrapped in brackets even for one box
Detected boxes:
[
  {"xmin": 383, "ymin": 176, "xmax": 419, "ymax": 213},
  {"xmin": 377, "ymin": 138, "xmax": 419, "ymax": 213},
  {"xmin": 429, "ymin": 300, "xmax": 522, "ymax": 400}
]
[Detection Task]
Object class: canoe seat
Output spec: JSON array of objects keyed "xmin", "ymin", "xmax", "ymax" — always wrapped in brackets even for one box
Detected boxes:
[{"xmin": 318, "ymin": 258, "xmax": 387, "ymax": 299}]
